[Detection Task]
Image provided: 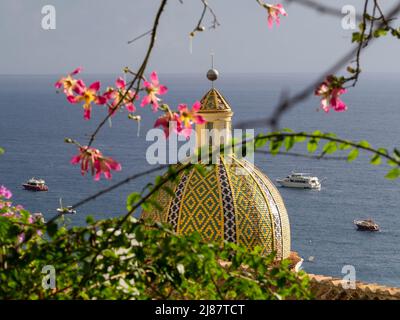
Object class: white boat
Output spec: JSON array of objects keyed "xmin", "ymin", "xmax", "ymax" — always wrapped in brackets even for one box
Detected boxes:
[
  {"xmin": 22, "ymin": 178, "xmax": 48, "ymax": 191},
  {"xmin": 56, "ymin": 198, "xmax": 76, "ymax": 215},
  {"xmin": 276, "ymin": 172, "xmax": 321, "ymax": 189}
]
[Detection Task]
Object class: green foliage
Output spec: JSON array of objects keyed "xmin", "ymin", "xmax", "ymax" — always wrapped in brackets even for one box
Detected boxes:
[
  {"xmin": 0, "ymin": 147, "xmax": 4, "ymax": 155},
  {"xmin": 126, "ymin": 192, "xmax": 141, "ymax": 211},
  {"xmin": 347, "ymin": 149, "xmax": 359, "ymax": 162},
  {"xmin": 370, "ymin": 154, "xmax": 381, "ymax": 165},
  {"xmin": 352, "ymin": 32, "xmax": 363, "ymax": 43},
  {"xmin": 374, "ymin": 28, "xmax": 388, "ymax": 38},
  {"xmin": 385, "ymin": 168, "xmax": 400, "ymax": 180},
  {"xmin": 0, "ymin": 213, "xmax": 311, "ymax": 300}
]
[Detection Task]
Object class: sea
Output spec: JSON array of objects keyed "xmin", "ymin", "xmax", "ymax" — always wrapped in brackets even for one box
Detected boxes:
[{"xmin": 0, "ymin": 73, "xmax": 399, "ymax": 287}]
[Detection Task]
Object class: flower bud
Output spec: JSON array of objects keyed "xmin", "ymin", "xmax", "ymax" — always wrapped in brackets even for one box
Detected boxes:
[{"xmin": 128, "ymin": 114, "xmax": 141, "ymax": 121}]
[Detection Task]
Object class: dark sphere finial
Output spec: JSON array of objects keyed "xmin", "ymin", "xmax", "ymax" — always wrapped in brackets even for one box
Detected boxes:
[{"xmin": 207, "ymin": 68, "xmax": 219, "ymax": 82}]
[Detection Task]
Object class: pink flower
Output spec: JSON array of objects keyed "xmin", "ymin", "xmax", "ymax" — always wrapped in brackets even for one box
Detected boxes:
[
  {"xmin": 0, "ymin": 185, "xmax": 12, "ymax": 199},
  {"xmin": 141, "ymin": 72, "xmax": 168, "ymax": 112},
  {"xmin": 0, "ymin": 201, "xmax": 11, "ymax": 209},
  {"xmin": 55, "ymin": 67, "xmax": 83, "ymax": 96},
  {"xmin": 266, "ymin": 4, "xmax": 287, "ymax": 29},
  {"xmin": 177, "ymin": 101, "xmax": 206, "ymax": 138},
  {"xmin": 71, "ymin": 146, "xmax": 122, "ymax": 181},
  {"xmin": 67, "ymin": 81, "xmax": 107, "ymax": 120},
  {"xmin": 315, "ymin": 76, "xmax": 347, "ymax": 113},
  {"xmin": 105, "ymin": 77, "xmax": 138, "ymax": 116},
  {"xmin": 154, "ymin": 112, "xmax": 182, "ymax": 138}
]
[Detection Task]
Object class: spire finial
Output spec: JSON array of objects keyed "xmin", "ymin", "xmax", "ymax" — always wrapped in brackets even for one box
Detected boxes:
[{"xmin": 207, "ymin": 51, "xmax": 219, "ymax": 87}]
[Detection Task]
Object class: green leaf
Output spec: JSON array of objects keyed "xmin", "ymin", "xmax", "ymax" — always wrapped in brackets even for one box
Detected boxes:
[
  {"xmin": 322, "ymin": 141, "xmax": 337, "ymax": 155},
  {"xmin": 0, "ymin": 147, "xmax": 4, "ymax": 155},
  {"xmin": 347, "ymin": 149, "xmax": 359, "ymax": 162},
  {"xmin": 141, "ymin": 201, "xmax": 152, "ymax": 212},
  {"xmin": 385, "ymin": 168, "xmax": 400, "ymax": 180},
  {"xmin": 102, "ymin": 249, "xmax": 117, "ymax": 259},
  {"xmin": 126, "ymin": 192, "xmax": 141, "ymax": 211},
  {"xmin": 358, "ymin": 140, "xmax": 371, "ymax": 148},
  {"xmin": 47, "ymin": 222, "xmax": 58, "ymax": 238},
  {"xmin": 377, "ymin": 148, "xmax": 388, "ymax": 156},
  {"xmin": 284, "ymin": 136, "xmax": 295, "ymax": 151},
  {"xmin": 269, "ymin": 138, "xmax": 283, "ymax": 155},
  {"xmin": 374, "ymin": 28, "xmax": 388, "ymax": 38},
  {"xmin": 352, "ymin": 32, "xmax": 362, "ymax": 43},
  {"xmin": 370, "ymin": 154, "xmax": 381, "ymax": 165},
  {"xmin": 339, "ymin": 142, "xmax": 351, "ymax": 150},
  {"xmin": 387, "ymin": 159, "xmax": 399, "ymax": 167},
  {"xmin": 394, "ymin": 148, "xmax": 400, "ymax": 159},
  {"xmin": 307, "ymin": 139, "xmax": 318, "ymax": 154},
  {"xmin": 86, "ymin": 215, "xmax": 95, "ymax": 224},
  {"xmin": 294, "ymin": 135, "xmax": 306, "ymax": 143},
  {"xmin": 255, "ymin": 134, "xmax": 268, "ymax": 149},
  {"xmin": 149, "ymin": 199, "xmax": 163, "ymax": 212}
]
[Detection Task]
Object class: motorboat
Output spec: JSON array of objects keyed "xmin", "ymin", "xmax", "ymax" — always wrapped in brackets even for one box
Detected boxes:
[
  {"xmin": 276, "ymin": 172, "xmax": 321, "ymax": 189},
  {"xmin": 22, "ymin": 178, "xmax": 48, "ymax": 191},
  {"xmin": 354, "ymin": 219, "xmax": 379, "ymax": 231}
]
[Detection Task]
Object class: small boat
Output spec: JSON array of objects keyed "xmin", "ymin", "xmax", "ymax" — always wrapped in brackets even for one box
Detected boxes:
[
  {"xmin": 56, "ymin": 206, "xmax": 76, "ymax": 215},
  {"xmin": 22, "ymin": 178, "xmax": 48, "ymax": 191},
  {"xmin": 56, "ymin": 198, "xmax": 76, "ymax": 215},
  {"xmin": 354, "ymin": 219, "xmax": 379, "ymax": 231},
  {"xmin": 276, "ymin": 172, "xmax": 321, "ymax": 189}
]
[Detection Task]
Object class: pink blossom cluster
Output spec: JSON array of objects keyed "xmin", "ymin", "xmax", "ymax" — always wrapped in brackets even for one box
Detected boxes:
[
  {"xmin": 266, "ymin": 3, "xmax": 287, "ymax": 29},
  {"xmin": 56, "ymin": 68, "xmax": 206, "ymax": 180},
  {"xmin": 0, "ymin": 186, "xmax": 43, "ymax": 243},
  {"xmin": 0, "ymin": 185, "xmax": 12, "ymax": 199},
  {"xmin": 155, "ymin": 101, "xmax": 206, "ymax": 138},
  {"xmin": 55, "ymin": 68, "xmax": 171, "ymax": 120},
  {"xmin": 71, "ymin": 146, "xmax": 122, "ymax": 181},
  {"xmin": 315, "ymin": 75, "xmax": 348, "ymax": 113}
]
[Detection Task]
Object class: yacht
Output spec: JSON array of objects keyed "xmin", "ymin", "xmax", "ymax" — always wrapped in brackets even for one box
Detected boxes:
[
  {"xmin": 276, "ymin": 172, "xmax": 321, "ymax": 189},
  {"xmin": 354, "ymin": 219, "xmax": 379, "ymax": 232},
  {"xmin": 22, "ymin": 178, "xmax": 48, "ymax": 191}
]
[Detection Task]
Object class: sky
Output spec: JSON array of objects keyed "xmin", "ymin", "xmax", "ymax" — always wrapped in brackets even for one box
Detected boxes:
[{"xmin": 0, "ymin": 0, "xmax": 399, "ymax": 74}]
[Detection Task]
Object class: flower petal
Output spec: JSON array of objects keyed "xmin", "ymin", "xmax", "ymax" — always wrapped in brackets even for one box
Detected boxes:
[
  {"xmin": 71, "ymin": 67, "xmax": 82, "ymax": 75},
  {"xmin": 150, "ymin": 71, "xmax": 159, "ymax": 86},
  {"xmin": 192, "ymin": 101, "xmax": 201, "ymax": 112},
  {"xmin": 116, "ymin": 77, "xmax": 125, "ymax": 89},
  {"xmin": 89, "ymin": 81, "xmax": 101, "ymax": 92},
  {"xmin": 158, "ymin": 85, "xmax": 168, "ymax": 95},
  {"xmin": 141, "ymin": 95, "xmax": 151, "ymax": 107}
]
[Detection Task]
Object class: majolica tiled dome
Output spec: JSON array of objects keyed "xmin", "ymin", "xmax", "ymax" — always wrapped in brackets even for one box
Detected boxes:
[
  {"xmin": 141, "ymin": 155, "xmax": 291, "ymax": 259},
  {"xmin": 141, "ymin": 72, "xmax": 291, "ymax": 260}
]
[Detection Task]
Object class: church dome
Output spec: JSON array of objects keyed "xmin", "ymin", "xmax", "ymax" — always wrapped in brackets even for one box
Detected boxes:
[
  {"xmin": 141, "ymin": 155, "xmax": 291, "ymax": 259},
  {"xmin": 141, "ymin": 72, "xmax": 291, "ymax": 260}
]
